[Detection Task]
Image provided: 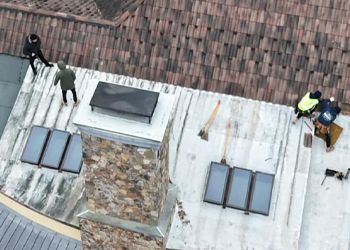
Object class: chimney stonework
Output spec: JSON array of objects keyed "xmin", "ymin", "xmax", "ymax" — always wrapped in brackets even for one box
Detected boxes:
[
  {"xmin": 74, "ymin": 79, "xmax": 176, "ymax": 249},
  {"xmin": 81, "ymin": 127, "xmax": 170, "ymax": 225}
]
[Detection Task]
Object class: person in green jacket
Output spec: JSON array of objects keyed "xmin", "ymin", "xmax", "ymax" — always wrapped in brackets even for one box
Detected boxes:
[
  {"xmin": 293, "ymin": 90, "xmax": 321, "ymax": 124},
  {"xmin": 54, "ymin": 61, "xmax": 79, "ymax": 106}
]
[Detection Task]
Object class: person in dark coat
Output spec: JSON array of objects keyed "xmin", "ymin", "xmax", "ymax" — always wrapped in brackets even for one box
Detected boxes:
[
  {"xmin": 22, "ymin": 34, "xmax": 53, "ymax": 75},
  {"xmin": 54, "ymin": 61, "xmax": 79, "ymax": 106},
  {"xmin": 314, "ymin": 98, "xmax": 341, "ymax": 152}
]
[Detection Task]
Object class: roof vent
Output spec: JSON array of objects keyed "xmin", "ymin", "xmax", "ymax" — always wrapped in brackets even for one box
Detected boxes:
[{"xmin": 89, "ymin": 81, "xmax": 159, "ymax": 124}]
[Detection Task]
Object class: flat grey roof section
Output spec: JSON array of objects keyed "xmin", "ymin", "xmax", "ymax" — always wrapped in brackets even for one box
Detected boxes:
[
  {"xmin": 0, "ymin": 203, "xmax": 81, "ymax": 250},
  {"xmin": 0, "ymin": 54, "xmax": 29, "ymax": 137},
  {"xmin": 203, "ymin": 162, "xmax": 229, "ymax": 205}
]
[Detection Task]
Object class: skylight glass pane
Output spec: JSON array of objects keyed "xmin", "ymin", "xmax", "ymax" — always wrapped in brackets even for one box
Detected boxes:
[
  {"xmin": 21, "ymin": 126, "xmax": 50, "ymax": 164},
  {"xmin": 249, "ymin": 172, "xmax": 274, "ymax": 215},
  {"xmin": 60, "ymin": 134, "xmax": 83, "ymax": 174},
  {"xmin": 226, "ymin": 168, "xmax": 252, "ymax": 209},
  {"xmin": 204, "ymin": 162, "xmax": 229, "ymax": 205},
  {"xmin": 40, "ymin": 130, "xmax": 70, "ymax": 169}
]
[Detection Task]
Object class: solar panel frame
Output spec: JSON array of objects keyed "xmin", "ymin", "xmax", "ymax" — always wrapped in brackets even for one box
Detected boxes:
[
  {"xmin": 249, "ymin": 172, "xmax": 274, "ymax": 216},
  {"xmin": 60, "ymin": 133, "xmax": 83, "ymax": 174},
  {"xmin": 226, "ymin": 167, "xmax": 253, "ymax": 210},
  {"xmin": 40, "ymin": 129, "xmax": 70, "ymax": 169},
  {"xmin": 203, "ymin": 162, "xmax": 230, "ymax": 205},
  {"xmin": 20, "ymin": 126, "xmax": 50, "ymax": 165}
]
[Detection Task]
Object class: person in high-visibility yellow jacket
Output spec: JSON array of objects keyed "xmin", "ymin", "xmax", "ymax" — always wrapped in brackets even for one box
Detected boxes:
[{"xmin": 293, "ymin": 90, "xmax": 321, "ymax": 124}]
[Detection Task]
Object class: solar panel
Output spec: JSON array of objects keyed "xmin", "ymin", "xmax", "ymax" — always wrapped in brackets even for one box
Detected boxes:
[
  {"xmin": 60, "ymin": 134, "xmax": 83, "ymax": 174},
  {"xmin": 40, "ymin": 129, "xmax": 70, "ymax": 169},
  {"xmin": 21, "ymin": 126, "xmax": 50, "ymax": 164},
  {"xmin": 89, "ymin": 81, "xmax": 159, "ymax": 123},
  {"xmin": 226, "ymin": 167, "xmax": 252, "ymax": 210},
  {"xmin": 249, "ymin": 172, "xmax": 274, "ymax": 215},
  {"xmin": 203, "ymin": 162, "xmax": 229, "ymax": 205}
]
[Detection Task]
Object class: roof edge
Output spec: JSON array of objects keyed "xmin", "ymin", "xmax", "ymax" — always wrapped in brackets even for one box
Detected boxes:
[{"xmin": 0, "ymin": 191, "xmax": 81, "ymax": 240}]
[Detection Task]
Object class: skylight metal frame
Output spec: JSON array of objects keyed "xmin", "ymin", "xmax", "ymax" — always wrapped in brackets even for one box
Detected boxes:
[
  {"xmin": 20, "ymin": 126, "xmax": 50, "ymax": 165},
  {"xmin": 203, "ymin": 162, "xmax": 230, "ymax": 205},
  {"xmin": 40, "ymin": 129, "xmax": 70, "ymax": 169},
  {"xmin": 226, "ymin": 167, "xmax": 253, "ymax": 211},
  {"xmin": 248, "ymin": 171, "xmax": 274, "ymax": 216}
]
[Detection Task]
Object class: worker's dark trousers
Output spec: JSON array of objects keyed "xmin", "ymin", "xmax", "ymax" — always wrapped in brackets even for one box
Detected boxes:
[
  {"xmin": 62, "ymin": 88, "xmax": 77, "ymax": 103},
  {"xmin": 29, "ymin": 50, "xmax": 50, "ymax": 72},
  {"xmin": 325, "ymin": 132, "xmax": 331, "ymax": 148}
]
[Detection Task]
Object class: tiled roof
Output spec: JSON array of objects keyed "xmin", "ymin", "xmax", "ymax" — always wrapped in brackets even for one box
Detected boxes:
[
  {"xmin": 2, "ymin": 0, "xmax": 101, "ymax": 18},
  {"xmin": 0, "ymin": 202, "xmax": 81, "ymax": 249},
  {"xmin": 1, "ymin": 1, "xmax": 350, "ymax": 111}
]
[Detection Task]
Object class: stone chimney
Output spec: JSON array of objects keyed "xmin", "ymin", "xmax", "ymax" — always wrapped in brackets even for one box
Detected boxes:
[{"xmin": 74, "ymin": 79, "xmax": 177, "ymax": 249}]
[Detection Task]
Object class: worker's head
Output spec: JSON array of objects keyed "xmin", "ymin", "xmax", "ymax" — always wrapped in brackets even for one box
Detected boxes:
[
  {"xmin": 335, "ymin": 106, "xmax": 341, "ymax": 114},
  {"xmin": 29, "ymin": 34, "xmax": 38, "ymax": 43},
  {"xmin": 313, "ymin": 90, "xmax": 321, "ymax": 99},
  {"xmin": 330, "ymin": 97, "xmax": 335, "ymax": 102},
  {"xmin": 57, "ymin": 60, "xmax": 66, "ymax": 70}
]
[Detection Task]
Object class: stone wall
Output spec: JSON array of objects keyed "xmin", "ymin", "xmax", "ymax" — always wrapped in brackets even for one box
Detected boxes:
[
  {"xmin": 80, "ymin": 219, "xmax": 164, "ymax": 250},
  {"xmin": 81, "ymin": 129, "xmax": 170, "ymax": 225}
]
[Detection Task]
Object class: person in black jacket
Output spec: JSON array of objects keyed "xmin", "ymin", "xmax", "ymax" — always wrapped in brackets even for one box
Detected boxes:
[{"xmin": 22, "ymin": 34, "xmax": 53, "ymax": 75}]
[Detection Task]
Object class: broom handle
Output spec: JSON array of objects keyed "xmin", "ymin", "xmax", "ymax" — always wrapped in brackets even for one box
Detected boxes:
[
  {"xmin": 222, "ymin": 122, "xmax": 231, "ymax": 160},
  {"xmin": 204, "ymin": 100, "xmax": 221, "ymax": 130}
]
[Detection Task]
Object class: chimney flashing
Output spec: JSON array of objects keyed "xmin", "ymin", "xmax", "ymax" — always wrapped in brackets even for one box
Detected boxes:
[{"xmin": 77, "ymin": 184, "xmax": 178, "ymax": 238}]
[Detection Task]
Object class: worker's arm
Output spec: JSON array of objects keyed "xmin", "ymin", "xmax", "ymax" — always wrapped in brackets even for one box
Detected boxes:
[{"xmin": 54, "ymin": 72, "xmax": 60, "ymax": 86}]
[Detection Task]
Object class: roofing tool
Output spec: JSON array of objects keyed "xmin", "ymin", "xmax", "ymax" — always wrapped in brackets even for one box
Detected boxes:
[
  {"xmin": 345, "ymin": 168, "xmax": 350, "ymax": 180},
  {"xmin": 321, "ymin": 168, "xmax": 345, "ymax": 185},
  {"xmin": 198, "ymin": 100, "xmax": 221, "ymax": 141},
  {"xmin": 221, "ymin": 122, "xmax": 231, "ymax": 164}
]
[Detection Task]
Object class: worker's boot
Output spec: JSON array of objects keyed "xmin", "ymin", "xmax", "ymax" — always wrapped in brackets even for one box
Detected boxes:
[{"xmin": 326, "ymin": 145, "xmax": 335, "ymax": 152}]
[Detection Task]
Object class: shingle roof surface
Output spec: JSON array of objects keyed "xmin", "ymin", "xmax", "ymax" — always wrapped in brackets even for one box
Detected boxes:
[{"xmin": 1, "ymin": 0, "xmax": 350, "ymax": 111}]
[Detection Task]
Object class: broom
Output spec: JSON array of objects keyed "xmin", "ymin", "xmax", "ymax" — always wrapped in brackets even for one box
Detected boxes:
[
  {"xmin": 198, "ymin": 100, "xmax": 221, "ymax": 141},
  {"xmin": 221, "ymin": 122, "xmax": 231, "ymax": 164}
]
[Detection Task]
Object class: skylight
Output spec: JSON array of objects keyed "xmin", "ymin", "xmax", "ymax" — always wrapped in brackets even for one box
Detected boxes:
[
  {"xmin": 61, "ymin": 134, "xmax": 83, "ymax": 174},
  {"xmin": 204, "ymin": 164, "xmax": 274, "ymax": 216},
  {"xmin": 226, "ymin": 168, "xmax": 252, "ymax": 210},
  {"xmin": 249, "ymin": 172, "xmax": 274, "ymax": 215},
  {"xmin": 40, "ymin": 130, "xmax": 70, "ymax": 169},
  {"xmin": 203, "ymin": 162, "xmax": 229, "ymax": 205},
  {"xmin": 20, "ymin": 126, "xmax": 50, "ymax": 165},
  {"xmin": 21, "ymin": 126, "xmax": 83, "ymax": 174}
]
